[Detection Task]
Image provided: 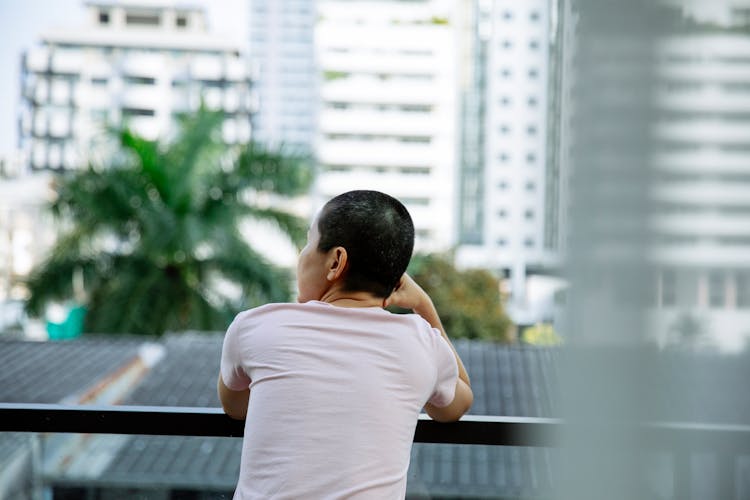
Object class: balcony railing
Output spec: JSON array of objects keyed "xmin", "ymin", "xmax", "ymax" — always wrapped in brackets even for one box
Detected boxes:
[
  {"xmin": 2, "ymin": 403, "xmax": 750, "ymax": 498},
  {"xmin": 0, "ymin": 403, "xmax": 558, "ymax": 446}
]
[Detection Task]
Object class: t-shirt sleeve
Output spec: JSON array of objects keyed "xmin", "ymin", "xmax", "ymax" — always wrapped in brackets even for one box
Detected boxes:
[
  {"xmin": 427, "ymin": 328, "xmax": 459, "ymax": 408},
  {"xmin": 220, "ymin": 314, "xmax": 252, "ymax": 391}
]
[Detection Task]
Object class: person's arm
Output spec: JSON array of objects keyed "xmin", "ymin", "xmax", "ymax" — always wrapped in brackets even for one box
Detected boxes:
[
  {"xmin": 386, "ymin": 274, "xmax": 473, "ymax": 422},
  {"xmin": 217, "ymin": 374, "xmax": 250, "ymax": 420},
  {"xmin": 218, "ymin": 316, "xmax": 252, "ymax": 420}
]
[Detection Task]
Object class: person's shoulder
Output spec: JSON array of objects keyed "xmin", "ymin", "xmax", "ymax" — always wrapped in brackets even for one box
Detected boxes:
[
  {"xmin": 233, "ymin": 301, "xmax": 323, "ymax": 322},
  {"xmin": 385, "ymin": 311, "xmax": 441, "ymax": 338}
]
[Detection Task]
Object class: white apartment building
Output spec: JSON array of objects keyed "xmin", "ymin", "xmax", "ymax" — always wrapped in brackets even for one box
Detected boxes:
[
  {"xmin": 649, "ymin": 15, "xmax": 750, "ymax": 352},
  {"xmin": 19, "ymin": 0, "xmax": 254, "ymax": 171},
  {"xmin": 314, "ymin": 0, "xmax": 460, "ymax": 252},
  {"xmin": 249, "ymin": 0, "xmax": 317, "ymax": 153},
  {"xmin": 456, "ymin": 0, "xmax": 559, "ymax": 322}
]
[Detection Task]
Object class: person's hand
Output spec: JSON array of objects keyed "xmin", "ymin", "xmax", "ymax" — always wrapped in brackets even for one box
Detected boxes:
[{"xmin": 384, "ymin": 273, "xmax": 430, "ymax": 312}]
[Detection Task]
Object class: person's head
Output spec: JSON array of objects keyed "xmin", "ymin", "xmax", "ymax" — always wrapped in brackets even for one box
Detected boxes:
[{"xmin": 296, "ymin": 190, "xmax": 414, "ymax": 302}]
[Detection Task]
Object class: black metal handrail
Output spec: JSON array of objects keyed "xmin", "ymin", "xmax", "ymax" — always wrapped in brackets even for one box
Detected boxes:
[
  {"xmin": 4, "ymin": 404, "xmax": 750, "ymax": 499},
  {"xmin": 3, "ymin": 403, "xmax": 750, "ymax": 451},
  {"xmin": 0, "ymin": 403, "xmax": 558, "ymax": 446}
]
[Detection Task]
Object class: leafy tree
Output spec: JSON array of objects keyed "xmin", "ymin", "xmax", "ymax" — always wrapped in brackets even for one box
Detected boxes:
[
  {"xmin": 398, "ymin": 254, "xmax": 513, "ymax": 342},
  {"xmin": 25, "ymin": 108, "xmax": 313, "ymax": 335},
  {"xmin": 521, "ymin": 323, "xmax": 563, "ymax": 346}
]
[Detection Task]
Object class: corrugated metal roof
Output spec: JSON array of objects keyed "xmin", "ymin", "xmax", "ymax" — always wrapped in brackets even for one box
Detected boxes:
[{"xmin": 0, "ymin": 337, "xmax": 143, "ymax": 404}]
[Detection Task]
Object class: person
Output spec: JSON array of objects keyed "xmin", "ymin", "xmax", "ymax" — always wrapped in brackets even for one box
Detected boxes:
[{"xmin": 218, "ymin": 190, "xmax": 473, "ymax": 499}]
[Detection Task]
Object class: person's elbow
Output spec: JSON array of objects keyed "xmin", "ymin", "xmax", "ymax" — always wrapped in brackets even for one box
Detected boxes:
[
  {"xmin": 217, "ymin": 374, "xmax": 250, "ymax": 420},
  {"xmin": 426, "ymin": 379, "xmax": 473, "ymax": 423}
]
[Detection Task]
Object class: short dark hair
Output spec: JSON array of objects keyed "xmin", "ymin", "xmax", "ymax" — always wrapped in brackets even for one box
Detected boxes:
[{"xmin": 317, "ymin": 190, "xmax": 415, "ymax": 298}]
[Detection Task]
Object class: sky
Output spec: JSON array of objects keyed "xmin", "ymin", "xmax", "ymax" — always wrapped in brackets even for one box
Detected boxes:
[{"xmin": 0, "ymin": 0, "xmax": 248, "ymax": 157}]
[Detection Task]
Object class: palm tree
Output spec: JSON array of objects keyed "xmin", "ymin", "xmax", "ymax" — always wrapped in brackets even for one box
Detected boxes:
[{"xmin": 25, "ymin": 108, "xmax": 313, "ymax": 335}]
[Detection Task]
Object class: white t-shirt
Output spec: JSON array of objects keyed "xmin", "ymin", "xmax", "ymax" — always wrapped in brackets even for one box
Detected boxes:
[{"xmin": 220, "ymin": 301, "xmax": 459, "ymax": 499}]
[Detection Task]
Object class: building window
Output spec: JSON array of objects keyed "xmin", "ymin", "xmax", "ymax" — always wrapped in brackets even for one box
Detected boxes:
[
  {"xmin": 399, "ymin": 166, "xmax": 430, "ymax": 175},
  {"xmin": 524, "ymin": 237, "xmax": 535, "ymax": 248},
  {"xmin": 502, "ymin": 39, "xmax": 513, "ymax": 49},
  {"xmin": 500, "ymin": 96, "xmax": 512, "ymax": 107},
  {"xmin": 501, "ymin": 68, "xmax": 513, "ymax": 79},
  {"xmin": 499, "ymin": 152, "xmax": 510, "ymax": 163},
  {"xmin": 99, "ymin": 10, "xmax": 110, "ymax": 24},
  {"xmin": 91, "ymin": 77, "xmax": 108, "ymax": 86},
  {"xmin": 709, "ymin": 271, "xmax": 725, "ymax": 308},
  {"xmin": 529, "ymin": 40, "xmax": 540, "ymax": 50},
  {"xmin": 498, "ymin": 209, "xmax": 508, "ymax": 219},
  {"xmin": 176, "ymin": 14, "xmax": 188, "ymax": 28},
  {"xmin": 524, "ymin": 209, "xmax": 534, "ymax": 220},
  {"xmin": 527, "ymin": 125, "xmax": 538, "ymax": 136},
  {"xmin": 500, "ymin": 124, "xmax": 511, "ymax": 135},
  {"xmin": 402, "ymin": 197, "xmax": 430, "ymax": 206},
  {"xmin": 528, "ymin": 68, "xmax": 539, "ymax": 79},
  {"xmin": 528, "ymin": 96, "xmax": 538, "ymax": 107},
  {"xmin": 502, "ymin": 10, "xmax": 513, "ymax": 20},
  {"xmin": 499, "ymin": 180, "xmax": 510, "ymax": 190},
  {"xmin": 526, "ymin": 152, "xmax": 536, "ymax": 164},
  {"xmin": 126, "ymin": 13, "xmax": 161, "ymax": 26},
  {"xmin": 530, "ymin": 11, "xmax": 540, "ymax": 22},
  {"xmin": 497, "ymin": 237, "xmax": 508, "ymax": 247},
  {"xmin": 122, "ymin": 107, "xmax": 155, "ymax": 117},
  {"xmin": 123, "ymin": 76, "xmax": 156, "ymax": 85},
  {"xmin": 525, "ymin": 181, "xmax": 536, "ymax": 191}
]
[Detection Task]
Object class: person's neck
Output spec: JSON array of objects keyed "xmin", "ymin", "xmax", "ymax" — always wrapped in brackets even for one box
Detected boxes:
[{"xmin": 319, "ymin": 288, "xmax": 384, "ymax": 308}]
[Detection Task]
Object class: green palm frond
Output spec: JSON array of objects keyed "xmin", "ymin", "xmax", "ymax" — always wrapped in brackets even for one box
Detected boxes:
[
  {"xmin": 237, "ymin": 142, "xmax": 313, "ymax": 196},
  {"xmin": 242, "ymin": 206, "xmax": 309, "ymax": 249},
  {"xmin": 26, "ymin": 106, "xmax": 313, "ymax": 336}
]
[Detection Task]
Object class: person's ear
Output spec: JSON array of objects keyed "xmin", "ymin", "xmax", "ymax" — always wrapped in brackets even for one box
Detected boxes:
[{"xmin": 326, "ymin": 247, "xmax": 348, "ymax": 282}]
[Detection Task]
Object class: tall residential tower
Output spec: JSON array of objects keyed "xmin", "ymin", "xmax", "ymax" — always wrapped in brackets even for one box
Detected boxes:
[
  {"xmin": 456, "ymin": 0, "xmax": 561, "ymax": 322},
  {"xmin": 314, "ymin": 0, "xmax": 460, "ymax": 252},
  {"xmin": 248, "ymin": 0, "xmax": 317, "ymax": 153}
]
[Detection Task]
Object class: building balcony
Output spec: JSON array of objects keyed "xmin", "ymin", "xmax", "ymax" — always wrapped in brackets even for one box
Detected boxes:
[
  {"xmin": 74, "ymin": 86, "xmax": 111, "ymax": 109},
  {"xmin": 317, "ymin": 140, "xmax": 435, "ymax": 165},
  {"xmin": 51, "ymin": 51, "xmax": 85, "ymax": 74},
  {"xmin": 320, "ymin": 78, "xmax": 439, "ymax": 105},
  {"xmin": 656, "ymin": 88, "xmax": 750, "ymax": 112},
  {"xmin": 120, "ymin": 53, "xmax": 166, "ymax": 78},
  {"xmin": 657, "ymin": 62, "xmax": 750, "ymax": 82},
  {"xmin": 318, "ymin": 52, "xmax": 441, "ymax": 75},
  {"xmin": 648, "ymin": 243, "xmax": 750, "ymax": 266},
  {"xmin": 190, "ymin": 55, "xmax": 224, "ymax": 81},
  {"xmin": 653, "ymin": 149, "xmax": 750, "ymax": 172},
  {"xmin": 319, "ymin": 109, "xmax": 438, "ymax": 136},
  {"xmin": 24, "ymin": 47, "xmax": 50, "ymax": 73},
  {"xmin": 651, "ymin": 213, "xmax": 750, "ymax": 236},
  {"xmin": 652, "ymin": 181, "xmax": 750, "ymax": 205},
  {"xmin": 119, "ymin": 84, "xmax": 163, "ymax": 109},
  {"xmin": 654, "ymin": 120, "xmax": 750, "ymax": 143}
]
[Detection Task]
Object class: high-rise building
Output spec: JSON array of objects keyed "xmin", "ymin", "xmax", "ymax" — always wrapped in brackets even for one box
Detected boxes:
[
  {"xmin": 19, "ymin": 0, "xmax": 254, "ymax": 171},
  {"xmin": 649, "ymin": 3, "xmax": 750, "ymax": 352},
  {"xmin": 314, "ymin": 0, "xmax": 460, "ymax": 252},
  {"xmin": 248, "ymin": 0, "xmax": 317, "ymax": 154},
  {"xmin": 456, "ymin": 0, "xmax": 559, "ymax": 322}
]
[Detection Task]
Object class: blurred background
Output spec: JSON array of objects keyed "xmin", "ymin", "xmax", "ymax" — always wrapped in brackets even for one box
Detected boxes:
[{"xmin": 1, "ymin": 0, "xmax": 749, "ymax": 499}]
